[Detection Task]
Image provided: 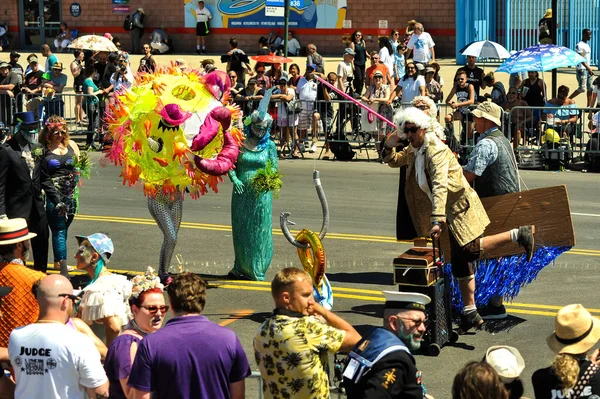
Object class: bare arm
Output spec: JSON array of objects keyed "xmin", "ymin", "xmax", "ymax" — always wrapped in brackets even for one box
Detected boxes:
[
  {"xmin": 0, "ymin": 374, "xmax": 15, "ymax": 399},
  {"xmin": 102, "ymin": 315, "xmax": 122, "ymax": 347},
  {"xmin": 445, "ymin": 85, "xmax": 457, "ymax": 104},
  {"xmin": 463, "ymin": 170, "xmax": 477, "ymax": 184},
  {"xmin": 85, "ymin": 380, "xmax": 110, "ymax": 398},
  {"xmin": 308, "ymin": 303, "xmax": 361, "ymax": 351},
  {"xmin": 230, "ymin": 379, "xmax": 245, "ymax": 399},
  {"xmin": 71, "ymin": 317, "xmax": 107, "ymax": 361},
  {"xmin": 430, "ymin": 46, "xmax": 436, "ymax": 62},
  {"xmin": 132, "ymin": 389, "xmax": 151, "ymax": 399}
]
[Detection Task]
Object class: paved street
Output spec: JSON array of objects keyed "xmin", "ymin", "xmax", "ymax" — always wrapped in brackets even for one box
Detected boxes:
[{"xmin": 66, "ymin": 152, "xmax": 599, "ymax": 398}]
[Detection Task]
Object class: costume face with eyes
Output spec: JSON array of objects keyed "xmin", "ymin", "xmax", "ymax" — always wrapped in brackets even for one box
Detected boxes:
[{"xmin": 105, "ymin": 65, "xmax": 244, "ymax": 198}]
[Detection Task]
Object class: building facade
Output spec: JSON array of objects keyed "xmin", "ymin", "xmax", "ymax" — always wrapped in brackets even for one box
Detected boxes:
[{"xmin": 4, "ymin": 0, "xmax": 457, "ymax": 56}]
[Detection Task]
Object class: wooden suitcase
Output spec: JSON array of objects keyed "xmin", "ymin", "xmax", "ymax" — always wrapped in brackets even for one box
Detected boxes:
[{"xmin": 393, "ymin": 246, "xmax": 442, "ymax": 287}]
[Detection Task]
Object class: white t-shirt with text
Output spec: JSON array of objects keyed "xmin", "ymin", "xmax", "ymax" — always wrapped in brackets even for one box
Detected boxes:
[
  {"xmin": 407, "ymin": 32, "xmax": 435, "ymax": 63},
  {"xmin": 8, "ymin": 322, "xmax": 107, "ymax": 399}
]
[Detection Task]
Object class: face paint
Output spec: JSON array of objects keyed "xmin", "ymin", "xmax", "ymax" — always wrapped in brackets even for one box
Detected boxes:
[
  {"xmin": 75, "ymin": 243, "xmax": 95, "ymax": 268},
  {"xmin": 250, "ymin": 123, "xmax": 268, "ymax": 139},
  {"xmin": 396, "ymin": 320, "xmax": 424, "ymax": 351}
]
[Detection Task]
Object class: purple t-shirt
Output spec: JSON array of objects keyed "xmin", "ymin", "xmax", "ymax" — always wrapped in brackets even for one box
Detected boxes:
[
  {"xmin": 127, "ymin": 315, "xmax": 251, "ymax": 399},
  {"xmin": 105, "ymin": 333, "xmax": 141, "ymax": 399}
]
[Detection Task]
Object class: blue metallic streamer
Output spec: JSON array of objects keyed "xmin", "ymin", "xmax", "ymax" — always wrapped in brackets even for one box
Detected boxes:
[{"xmin": 445, "ymin": 246, "xmax": 571, "ymax": 313}]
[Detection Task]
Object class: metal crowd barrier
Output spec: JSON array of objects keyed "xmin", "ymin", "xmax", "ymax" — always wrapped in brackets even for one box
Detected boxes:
[
  {"xmin": 0, "ymin": 94, "xmax": 16, "ymax": 136},
  {"xmin": 15, "ymin": 92, "xmax": 103, "ymax": 139},
  {"xmin": 247, "ymin": 371, "xmax": 345, "ymax": 399}
]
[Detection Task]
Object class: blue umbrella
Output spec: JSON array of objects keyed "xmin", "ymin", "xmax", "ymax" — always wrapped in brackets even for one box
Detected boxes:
[{"xmin": 496, "ymin": 44, "xmax": 587, "ymax": 73}]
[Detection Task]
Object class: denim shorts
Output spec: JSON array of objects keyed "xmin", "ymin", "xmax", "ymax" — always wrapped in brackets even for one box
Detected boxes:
[{"xmin": 577, "ymin": 69, "xmax": 594, "ymax": 91}]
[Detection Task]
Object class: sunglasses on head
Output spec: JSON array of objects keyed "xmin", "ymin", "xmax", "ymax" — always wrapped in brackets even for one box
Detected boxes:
[
  {"xmin": 141, "ymin": 305, "xmax": 170, "ymax": 314},
  {"xmin": 403, "ymin": 125, "xmax": 419, "ymax": 134}
]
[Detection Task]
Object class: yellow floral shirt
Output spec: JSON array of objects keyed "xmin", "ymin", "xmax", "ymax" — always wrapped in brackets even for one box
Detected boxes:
[{"xmin": 254, "ymin": 310, "xmax": 345, "ymax": 399}]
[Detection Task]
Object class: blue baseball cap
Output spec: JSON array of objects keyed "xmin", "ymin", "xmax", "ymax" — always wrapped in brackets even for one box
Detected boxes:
[
  {"xmin": 306, "ymin": 63, "xmax": 316, "ymax": 71},
  {"xmin": 76, "ymin": 233, "xmax": 114, "ymax": 262}
]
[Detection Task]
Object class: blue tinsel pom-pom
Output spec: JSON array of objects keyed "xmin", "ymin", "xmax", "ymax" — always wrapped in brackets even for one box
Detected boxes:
[{"xmin": 445, "ymin": 246, "xmax": 571, "ymax": 313}]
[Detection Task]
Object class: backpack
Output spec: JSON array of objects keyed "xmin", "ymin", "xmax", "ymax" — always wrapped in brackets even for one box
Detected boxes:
[
  {"xmin": 123, "ymin": 15, "xmax": 133, "ymax": 31},
  {"xmin": 229, "ymin": 51, "xmax": 243, "ymax": 71}
]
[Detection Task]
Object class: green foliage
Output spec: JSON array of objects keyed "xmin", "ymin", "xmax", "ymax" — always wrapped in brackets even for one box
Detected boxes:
[
  {"xmin": 250, "ymin": 159, "xmax": 283, "ymax": 198},
  {"xmin": 74, "ymin": 151, "xmax": 92, "ymax": 179}
]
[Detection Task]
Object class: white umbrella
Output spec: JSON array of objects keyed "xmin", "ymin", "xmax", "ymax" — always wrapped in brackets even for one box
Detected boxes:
[
  {"xmin": 67, "ymin": 35, "xmax": 118, "ymax": 52},
  {"xmin": 461, "ymin": 40, "xmax": 511, "ymax": 59}
]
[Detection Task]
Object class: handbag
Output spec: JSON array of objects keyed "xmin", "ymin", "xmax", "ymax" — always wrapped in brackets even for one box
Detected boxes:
[{"xmin": 285, "ymin": 97, "xmax": 303, "ymax": 114}]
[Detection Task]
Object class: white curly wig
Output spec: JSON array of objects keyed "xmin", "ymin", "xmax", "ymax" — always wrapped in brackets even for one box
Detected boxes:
[
  {"xmin": 393, "ymin": 107, "xmax": 431, "ymax": 139},
  {"xmin": 410, "ymin": 96, "xmax": 446, "ymax": 141}
]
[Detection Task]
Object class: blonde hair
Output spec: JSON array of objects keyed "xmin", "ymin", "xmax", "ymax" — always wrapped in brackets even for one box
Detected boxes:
[
  {"xmin": 271, "ymin": 267, "xmax": 311, "ymax": 298},
  {"xmin": 40, "ymin": 115, "xmax": 69, "ymax": 147},
  {"xmin": 551, "ymin": 353, "xmax": 580, "ymax": 393}
]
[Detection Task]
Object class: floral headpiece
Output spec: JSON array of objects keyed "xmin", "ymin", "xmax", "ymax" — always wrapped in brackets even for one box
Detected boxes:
[
  {"xmin": 131, "ymin": 266, "xmax": 164, "ymax": 299},
  {"xmin": 44, "ymin": 120, "xmax": 66, "ymax": 131}
]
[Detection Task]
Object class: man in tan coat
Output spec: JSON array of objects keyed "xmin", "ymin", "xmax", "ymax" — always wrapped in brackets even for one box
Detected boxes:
[{"xmin": 382, "ymin": 107, "xmax": 534, "ymax": 333}]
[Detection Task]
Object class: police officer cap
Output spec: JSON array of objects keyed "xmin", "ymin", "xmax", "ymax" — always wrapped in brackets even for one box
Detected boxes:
[{"xmin": 383, "ymin": 291, "xmax": 431, "ymax": 311}]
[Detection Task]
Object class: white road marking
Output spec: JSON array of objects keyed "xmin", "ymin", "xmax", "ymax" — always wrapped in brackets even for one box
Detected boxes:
[{"xmin": 572, "ymin": 212, "xmax": 600, "ymax": 218}]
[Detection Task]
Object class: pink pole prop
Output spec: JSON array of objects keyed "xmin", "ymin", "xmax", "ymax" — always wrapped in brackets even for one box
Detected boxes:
[{"xmin": 316, "ymin": 76, "xmax": 396, "ymax": 129}]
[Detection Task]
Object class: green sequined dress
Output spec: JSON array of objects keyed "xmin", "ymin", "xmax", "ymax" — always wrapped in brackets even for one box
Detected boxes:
[{"xmin": 229, "ymin": 140, "xmax": 278, "ymax": 280}]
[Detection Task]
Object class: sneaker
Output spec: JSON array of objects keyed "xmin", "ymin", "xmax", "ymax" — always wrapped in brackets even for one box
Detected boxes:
[
  {"xmin": 478, "ymin": 304, "xmax": 508, "ymax": 320},
  {"xmin": 310, "ymin": 143, "xmax": 317, "ymax": 153},
  {"xmin": 459, "ymin": 311, "xmax": 484, "ymax": 334},
  {"xmin": 517, "ymin": 225, "xmax": 535, "ymax": 262},
  {"xmin": 195, "ymin": 49, "xmax": 201, "ymax": 54},
  {"xmin": 201, "ymin": 49, "xmax": 206, "ymax": 54}
]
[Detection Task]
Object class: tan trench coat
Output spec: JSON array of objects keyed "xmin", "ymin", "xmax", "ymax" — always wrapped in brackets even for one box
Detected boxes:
[{"xmin": 384, "ymin": 140, "xmax": 490, "ymax": 247}]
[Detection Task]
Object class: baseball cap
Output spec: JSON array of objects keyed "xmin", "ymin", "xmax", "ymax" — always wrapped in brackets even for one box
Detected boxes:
[
  {"xmin": 28, "ymin": 55, "xmax": 39, "ymax": 64},
  {"xmin": 137, "ymin": 7, "xmax": 145, "ymax": 13},
  {"xmin": 306, "ymin": 63, "xmax": 316, "ymax": 71},
  {"xmin": 415, "ymin": 63, "xmax": 425, "ymax": 71},
  {"xmin": 278, "ymin": 77, "xmax": 288, "ymax": 85},
  {"xmin": 343, "ymin": 48, "xmax": 356, "ymax": 56},
  {"xmin": 247, "ymin": 78, "xmax": 257, "ymax": 85},
  {"xmin": 425, "ymin": 66, "xmax": 435, "ymax": 74},
  {"xmin": 76, "ymin": 233, "xmax": 114, "ymax": 262},
  {"xmin": 0, "ymin": 62, "xmax": 9, "ymax": 69},
  {"xmin": 10, "ymin": 51, "xmax": 20, "ymax": 58}
]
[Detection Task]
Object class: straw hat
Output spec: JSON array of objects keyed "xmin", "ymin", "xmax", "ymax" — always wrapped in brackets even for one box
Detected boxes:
[
  {"xmin": 0, "ymin": 218, "xmax": 38, "ymax": 245},
  {"xmin": 546, "ymin": 304, "xmax": 600, "ymax": 354}
]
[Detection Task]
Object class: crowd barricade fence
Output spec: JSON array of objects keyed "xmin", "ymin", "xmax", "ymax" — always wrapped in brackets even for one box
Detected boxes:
[
  {"xmin": 0, "ymin": 94, "xmax": 16, "ymax": 136},
  {"xmin": 247, "ymin": 371, "xmax": 345, "ymax": 399},
  {"xmin": 15, "ymin": 92, "xmax": 104, "ymax": 139}
]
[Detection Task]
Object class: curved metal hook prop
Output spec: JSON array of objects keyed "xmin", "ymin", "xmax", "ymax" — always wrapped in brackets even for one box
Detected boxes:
[{"xmin": 280, "ymin": 171, "xmax": 330, "ymax": 249}]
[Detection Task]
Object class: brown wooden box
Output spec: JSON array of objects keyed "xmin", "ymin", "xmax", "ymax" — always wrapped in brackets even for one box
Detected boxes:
[{"xmin": 393, "ymin": 247, "xmax": 442, "ymax": 287}]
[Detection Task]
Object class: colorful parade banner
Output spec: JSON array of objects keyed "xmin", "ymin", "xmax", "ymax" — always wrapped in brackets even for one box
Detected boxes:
[{"xmin": 184, "ymin": 0, "xmax": 347, "ymax": 29}]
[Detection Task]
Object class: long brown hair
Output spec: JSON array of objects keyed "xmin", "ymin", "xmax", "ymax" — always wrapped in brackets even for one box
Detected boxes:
[
  {"xmin": 40, "ymin": 115, "xmax": 69, "ymax": 147},
  {"xmin": 452, "ymin": 361, "xmax": 509, "ymax": 399}
]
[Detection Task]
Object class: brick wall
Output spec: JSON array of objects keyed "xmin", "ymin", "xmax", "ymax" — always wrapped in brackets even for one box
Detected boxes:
[{"xmin": 5, "ymin": 0, "xmax": 457, "ymax": 57}]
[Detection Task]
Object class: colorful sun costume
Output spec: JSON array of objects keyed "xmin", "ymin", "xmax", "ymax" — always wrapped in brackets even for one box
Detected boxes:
[
  {"xmin": 104, "ymin": 64, "xmax": 243, "ymax": 274},
  {"xmin": 227, "ymin": 90, "xmax": 280, "ymax": 281}
]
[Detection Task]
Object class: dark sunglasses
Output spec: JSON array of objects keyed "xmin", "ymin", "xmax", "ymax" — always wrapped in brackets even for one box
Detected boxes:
[
  {"xmin": 229, "ymin": 75, "xmax": 237, "ymax": 78},
  {"xmin": 141, "ymin": 305, "xmax": 170, "ymax": 314},
  {"xmin": 416, "ymin": 105, "xmax": 428, "ymax": 110},
  {"xmin": 399, "ymin": 316, "xmax": 429, "ymax": 328},
  {"xmin": 256, "ymin": 70, "xmax": 265, "ymax": 73},
  {"xmin": 403, "ymin": 126, "xmax": 419, "ymax": 134},
  {"xmin": 58, "ymin": 293, "xmax": 79, "ymax": 301}
]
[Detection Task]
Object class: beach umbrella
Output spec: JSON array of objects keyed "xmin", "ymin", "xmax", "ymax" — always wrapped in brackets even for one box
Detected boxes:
[
  {"xmin": 251, "ymin": 55, "xmax": 294, "ymax": 64},
  {"xmin": 461, "ymin": 40, "xmax": 511, "ymax": 59},
  {"xmin": 68, "ymin": 35, "xmax": 118, "ymax": 52},
  {"xmin": 497, "ymin": 44, "xmax": 586, "ymax": 73}
]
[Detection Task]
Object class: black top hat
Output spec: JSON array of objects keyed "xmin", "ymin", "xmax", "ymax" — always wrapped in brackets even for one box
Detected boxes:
[{"xmin": 13, "ymin": 112, "xmax": 39, "ymax": 126}]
